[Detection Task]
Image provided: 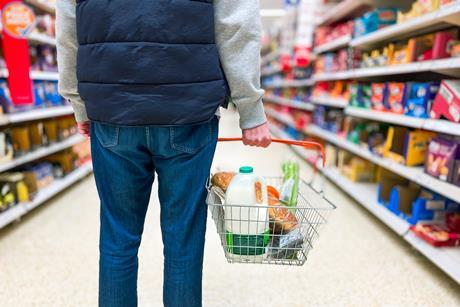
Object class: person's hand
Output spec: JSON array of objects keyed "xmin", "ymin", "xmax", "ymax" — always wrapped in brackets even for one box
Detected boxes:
[
  {"xmin": 242, "ymin": 122, "xmax": 271, "ymax": 148},
  {"xmin": 77, "ymin": 121, "xmax": 90, "ymax": 138}
]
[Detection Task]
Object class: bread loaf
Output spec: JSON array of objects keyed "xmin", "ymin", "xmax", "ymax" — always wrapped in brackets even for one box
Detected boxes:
[
  {"xmin": 211, "ymin": 172, "xmax": 236, "ymax": 192},
  {"xmin": 268, "ymin": 196, "xmax": 298, "ymax": 233}
]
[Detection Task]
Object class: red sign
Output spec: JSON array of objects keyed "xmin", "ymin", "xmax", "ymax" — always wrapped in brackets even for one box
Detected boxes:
[{"xmin": 1, "ymin": 0, "xmax": 35, "ymax": 105}]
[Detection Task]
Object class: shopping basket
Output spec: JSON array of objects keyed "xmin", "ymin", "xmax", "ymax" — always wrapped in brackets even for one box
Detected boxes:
[{"xmin": 206, "ymin": 138, "xmax": 336, "ymax": 266}]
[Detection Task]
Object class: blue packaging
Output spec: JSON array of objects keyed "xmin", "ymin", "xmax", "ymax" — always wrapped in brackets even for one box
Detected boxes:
[
  {"xmin": 404, "ymin": 82, "xmax": 440, "ymax": 118},
  {"xmin": 354, "ymin": 8, "xmax": 398, "ymax": 38}
]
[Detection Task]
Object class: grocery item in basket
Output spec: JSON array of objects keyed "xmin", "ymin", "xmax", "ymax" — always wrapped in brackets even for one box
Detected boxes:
[
  {"xmin": 224, "ymin": 166, "xmax": 270, "ymax": 258},
  {"xmin": 211, "ymin": 171, "xmax": 236, "ymax": 192},
  {"xmin": 268, "ymin": 227, "xmax": 304, "ymax": 259},
  {"xmin": 280, "ymin": 160, "xmax": 299, "ymax": 208},
  {"xmin": 268, "ymin": 196, "xmax": 298, "ymax": 234}
]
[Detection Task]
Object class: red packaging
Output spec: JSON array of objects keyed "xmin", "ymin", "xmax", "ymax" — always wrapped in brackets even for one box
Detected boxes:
[
  {"xmin": 411, "ymin": 223, "xmax": 460, "ymax": 247},
  {"xmin": 430, "ymin": 80, "xmax": 460, "ymax": 123},
  {"xmin": 432, "ymin": 29, "xmax": 458, "ymax": 59}
]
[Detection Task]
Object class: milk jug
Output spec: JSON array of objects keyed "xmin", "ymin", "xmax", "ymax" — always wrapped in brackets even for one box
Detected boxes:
[{"xmin": 225, "ymin": 166, "xmax": 270, "ymax": 260}]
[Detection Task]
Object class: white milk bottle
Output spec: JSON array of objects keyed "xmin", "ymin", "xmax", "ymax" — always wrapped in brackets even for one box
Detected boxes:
[{"xmin": 225, "ymin": 166, "xmax": 270, "ymax": 261}]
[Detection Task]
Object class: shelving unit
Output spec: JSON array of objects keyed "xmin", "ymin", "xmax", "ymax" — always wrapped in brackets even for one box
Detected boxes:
[
  {"xmin": 266, "ymin": 108, "xmax": 296, "ymax": 127},
  {"xmin": 305, "ymin": 125, "xmax": 460, "ymax": 203},
  {"xmin": 0, "ymin": 106, "xmax": 74, "ymax": 126},
  {"xmin": 345, "ymin": 107, "xmax": 460, "ymax": 136},
  {"xmin": 351, "ymin": 2, "xmax": 460, "ymax": 49},
  {"xmin": 28, "ymin": 32, "xmax": 56, "ymax": 46},
  {"xmin": 313, "ymin": 57, "xmax": 460, "ymax": 81},
  {"xmin": 313, "ymin": 35, "xmax": 352, "ymax": 54},
  {"xmin": 265, "ymin": 95, "xmax": 314, "ymax": 111},
  {"xmin": 0, "ymin": 69, "xmax": 59, "ymax": 81},
  {"xmin": 270, "ymin": 125, "xmax": 460, "ymax": 284},
  {"xmin": 310, "ymin": 96, "xmax": 348, "ymax": 108},
  {"xmin": 261, "ymin": 65, "xmax": 282, "ymax": 77},
  {"xmin": 316, "ymin": 0, "xmax": 371, "ymax": 26},
  {"xmin": 0, "ymin": 134, "xmax": 85, "ymax": 173},
  {"xmin": 0, "ymin": 162, "xmax": 92, "ymax": 229},
  {"xmin": 263, "ymin": 78, "xmax": 315, "ymax": 89},
  {"xmin": 26, "ymin": 0, "xmax": 55, "ymax": 14}
]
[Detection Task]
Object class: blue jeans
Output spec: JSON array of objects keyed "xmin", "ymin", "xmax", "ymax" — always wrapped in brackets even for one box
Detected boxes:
[{"xmin": 90, "ymin": 117, "xmax": 219, "ymax": 307}]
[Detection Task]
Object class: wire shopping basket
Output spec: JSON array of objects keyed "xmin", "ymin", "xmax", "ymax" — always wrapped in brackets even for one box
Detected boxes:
[{"xmin": 206, "ymin": 138, "xmax": 336, "ymax": 266}]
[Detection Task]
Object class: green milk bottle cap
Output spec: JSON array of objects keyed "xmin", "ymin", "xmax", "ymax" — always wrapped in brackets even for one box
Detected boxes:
[{"xmin": 239, "ymin": 166, "xmax": 254, "ymax": 174}]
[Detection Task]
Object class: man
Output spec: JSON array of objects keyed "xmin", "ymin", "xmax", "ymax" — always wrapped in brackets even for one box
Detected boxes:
[{"xmin": 56, "ymin": 0, "xmax": 270, "ymax": 306}]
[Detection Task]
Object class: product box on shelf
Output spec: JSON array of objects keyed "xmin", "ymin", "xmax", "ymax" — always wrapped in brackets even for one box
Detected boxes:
[
  {"xmin": 354, "ymin": 8, "xmax": 399, "ymax": 38},
  {"xmin": 397, "ymin": 0, "xmax": 440, "ymax": 23},
  {"xmin": 377, "ymin": 168, "xmax": 408, "ymax": 205},
  {"xmin": 28, "ymin": 122, "xmax": 46, "ymax": 149},
  {"xmin": 46, "ymin": 150, "xmax": 77, "ymax": 177},
  {"xmin": 0, "ymin": 130, "xmax": 14, "ymax": 163},
  {"xmin": 371, "ymin": 83, "xmax": 389, "ymax": 111},
  {"xmin": 0, "ymin": 181, "xmax": 16, "ymax": 212},
  {"xmin": 11, "ymin": 127, "xmax": 31, "ymax": 156},
  {"xmin": 388, "ymin": 182, "xmax": 421, "ymax": 217},
  {"xmin": 411, "ymin": 212, "xmax": 460, "ymax": 247},
  {"xmin": 425, "ymin": 137, "xmax": 460, "ymax": 183},
  {"xmin": 430, "ymin": 80, "xmax": 460, "ymax": 123},
  {"xmin": 339, "ymin": 150, "xmax": 377, "ymax": 182},
  {"xmin": 23, "ymin": 162, "xmax": 54, "ymax": 189},
  {"xmin": 0, "ymin": 173, "xmax": 29, "ymax": 204},
  {"xmin": 387, "ymin": 82, "xmax": 408, "ymax": 114},
  {"xmin": 350, "ymin": 83, "xmax": 371, "ymax": 109},
  {"xmin": 404, "ymin": 82, "xmax": 440, "ymax": 118},
  {"xmin": 384, "ymin": 127, "xmax": 436, "ymax": 166}
]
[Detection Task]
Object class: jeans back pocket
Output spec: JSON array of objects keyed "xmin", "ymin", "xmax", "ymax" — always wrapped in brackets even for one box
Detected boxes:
[
  {"xmin": 93, "ymin": 122, "xmax": 120, "ymax": 148},
  {"xmin": 170, "ymin": 118, "xmax": 217, "ymax": 154}
]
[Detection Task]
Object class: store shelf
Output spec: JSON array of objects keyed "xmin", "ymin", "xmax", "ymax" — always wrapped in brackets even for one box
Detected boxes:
[
  {"xmin": 313, "ymin": 35, "xmax": 352, "ymax": 54},
  {"xmin": 26, "ymin": 0, "xmax": 55, "ymax": 14},
  {"xmin": 24, "ymin": 162, "xmax": 93, "ymax": 211},
  {"xmin": 271, "ymin": 125, "xmax": 460, "ymax": 284},
  {"xmin": 266, "ymin": 108, "xmax": 296, "ymax": 127},
  {"xmin": 30, "ymin": 71, "xmax": 59, "ymax": 81},
  {"xmin": 261, "ymin": 50, "xmax": 281, "ymax": 66},
  {"xmin": 265, "ymin": 95, "xmax": 314, "ymax": 111},
  {"xmin": 316, "ymin": 0, "xmax": 371, "ymax": 26},
  {"xmin": 351, "ymin": 3, "xmax": 460, "ymax": 50},
  {"xmin": 0, "ymin": 134, "xmax": 86, "ymax": 173},
  {"xmin": 310, "ymin": 96, "xmax": 348, "ymax": 108},
  {"xmin": 313, "ymin": 58, "xmax": 460, "ymax": 81},
  {"xmin": 305, "ymin": 125, "xmax": 460, "ymax": 203},
  {"xmin": 0, "ymin": 106, "xmax": 74, "ymax": 126},
  {"xmin": 404, "ymin": 231, "xmax": 460, "ymax": 284},
  {"xmin": 0, "ymin": 162, "xmax": 92, "ymax": 229},
  {"xmin": 264, "ymin": 78, "xmax": 315, "ymax": 89},
  {"xmin": 345, "ymin": 107, "xmax": 460, "ymax": 136},
  {"xmin": 261, "ymin": 65, "xmax": 282, "ymax": 76},
  {"xmin": 0, "ymin": 69, "xmax": 59, "ymax": 81},
  {"xmin": 324, "ymin": 168, "xmax": 410, "ymax": 235},
  {"xmin": 28, "ymin": 32, "xmax": 56, "ymax": 46}
]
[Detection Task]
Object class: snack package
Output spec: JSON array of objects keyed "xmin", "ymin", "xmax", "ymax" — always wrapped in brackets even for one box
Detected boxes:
[
  {"xmin": 268, "ymin": 227, "xmax": 304, "ymax": 259},
  {"xmin": 404, "ymin": 82, "xmax": 440, "ymax": 118},
  {"xmin": 430, "ymin": 80, "xmax": 460, "ymax": 123},
  {"xmin": 354, "ymin": 8, "xmax": 398, "ymax": 38},
  {"xmin": 280, "ymin": 160, "xmax": 299, "ymax": 208},
  {"xmin": 387, "ymin": 82, "xmax": 408, "ymax": 114},
  {"xmin": 371, "ymin": 83, "xmax": 389, "ymax": 111}
]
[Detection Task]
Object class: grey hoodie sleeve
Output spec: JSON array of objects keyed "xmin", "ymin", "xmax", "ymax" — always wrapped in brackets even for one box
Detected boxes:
[
  {"xmin": 55, "ymin": 0, "xmax": 88, "ymax": 123},
  {"xmin": 214, "ymin": 0, "xmax": 267, "ymax": 129}
]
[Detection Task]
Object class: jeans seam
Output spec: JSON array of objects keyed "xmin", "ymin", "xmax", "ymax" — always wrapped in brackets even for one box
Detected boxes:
[{"xmin": 145, "ymin": 127, "xmax": 150, "ymax": 150}]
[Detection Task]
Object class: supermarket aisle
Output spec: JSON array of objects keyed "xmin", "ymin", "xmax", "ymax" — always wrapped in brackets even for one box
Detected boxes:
[{"xmin": 1, "ymin": 109, "xmax": 460, "ymax": 307}]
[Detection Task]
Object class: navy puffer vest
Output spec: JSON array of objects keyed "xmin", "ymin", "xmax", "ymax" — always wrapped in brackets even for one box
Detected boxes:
[{"xmin": 76, "ymin": 0, "xmax": 229, "ymax": 126}]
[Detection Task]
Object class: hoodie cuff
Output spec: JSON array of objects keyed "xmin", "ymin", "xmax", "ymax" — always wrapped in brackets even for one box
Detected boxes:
[
  {"xmin": 70, "ymin": 98, "xmax": 89, "ymax": 123},
  {"xmin": 236, "ymin": 98, "xmax": 267, "ymax": 130}
]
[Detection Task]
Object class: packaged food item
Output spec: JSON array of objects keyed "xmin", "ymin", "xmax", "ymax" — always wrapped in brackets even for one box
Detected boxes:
[
  {"xmin": 354, "ymin": 8, "xmax": 398, "ymax": 38},
  {"xmin": 11, "ymin": 126, "xmax": 31, "ymax": 155},
  {"xmin": 211, "ymin": 172, "xmax": 236, "ymax": 192},
  {"xmin": 0, "ymin": 182, "xmax": 15, "ymax": 212},
  {"xmin": 280, "ymin": 160, "xmax": 299, "ymax": 208},
  {"xmin": 0, "ymin": 130, "xmax": 14, "ymax": 163},
  {"xmin": 404, "ymin": 82, "xmax": 439, "ymax": 118},
  {"xmin": 371, "ymin": 83, "xmax": 389, "ymax": 111},
  {"xmin": 384, "ymin": 127, "xmax": 435, "ymax": 166},
  {"xmin": 268, "ymin": 195, "xmax": 298, "ymax": 234},
  {"xmin": 432, "ymin": 29, "xmax": 458, "ymax": 59},
  {"xmin": 425, "ymin": 137, "xmax": 460, "ymax": 182},
  {"xmin": 350, "ymin": 83, "xmax": 371, "ymax": 108},
  {"xmin": 411, "ymin": 220, "xmax": 460, "ymax": 247},
  {"xmin": 224, "ymin": 166, "xmax": 270, "ymax": 258},
  {"xmin": 430, "ymin": 80, "xmax": 460, "ymax": 123},
  {"xmin": 268, "ymin": 227, "xmax": 304, "ymax": 259},
  {"xmin": 0, "ymin": 173, "xmax": 29, "ymax": 203},
  {"xmin": 386, "ymin": 82, "xmax": 408, "ymax": 114}
]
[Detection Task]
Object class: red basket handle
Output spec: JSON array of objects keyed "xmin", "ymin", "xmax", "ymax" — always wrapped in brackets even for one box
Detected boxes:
[{"xmin": 218, "ymin": 137, "xmax": 325, "ymax": 168}]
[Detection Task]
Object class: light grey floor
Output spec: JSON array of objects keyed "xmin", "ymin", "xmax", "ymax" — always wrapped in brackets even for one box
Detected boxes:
[{"xmin": 1, "ymin": 109, "xmax": 460, "ymax": 307}]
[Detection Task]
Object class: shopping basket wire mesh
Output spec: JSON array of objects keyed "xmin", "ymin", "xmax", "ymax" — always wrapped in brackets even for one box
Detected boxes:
[{"xmin": 206, "ymin": 138, "xmax": 336, "ymax": 266}]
